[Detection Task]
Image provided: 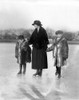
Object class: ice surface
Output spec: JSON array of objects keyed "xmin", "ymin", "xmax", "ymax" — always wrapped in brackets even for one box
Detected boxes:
[{"xmin": 0, "ymin": 43, "xmax": 78, "ymax": 100}]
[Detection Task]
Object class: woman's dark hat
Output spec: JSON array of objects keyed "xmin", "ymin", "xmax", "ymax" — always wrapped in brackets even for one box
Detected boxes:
[
  {"xmin": 55, "ymin": 30, "xmax": 63, "ymax": 35},
  {"xmin": 32, "ymin": 20, "xmax": 42, "ymax": 26}
]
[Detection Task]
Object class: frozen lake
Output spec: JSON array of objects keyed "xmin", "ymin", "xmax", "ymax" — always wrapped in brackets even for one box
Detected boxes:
[{"xmin": 0, "ymin": 43, "xmax": 79, "ymax": 100}]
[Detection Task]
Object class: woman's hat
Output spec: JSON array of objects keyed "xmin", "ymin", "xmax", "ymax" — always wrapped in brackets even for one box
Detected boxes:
[
  {"xmin": 55, "ymin": 30, "xmax": 63, "ymax": 35},
  {"xmin": 32, "ymin": 20, "xmax": 42, "ymax": 26}
]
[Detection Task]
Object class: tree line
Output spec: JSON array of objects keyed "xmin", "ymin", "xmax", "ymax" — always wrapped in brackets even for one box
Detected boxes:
[{"xmin": 0, "ymin": 28, "xmax": 78, "ymax": 42}]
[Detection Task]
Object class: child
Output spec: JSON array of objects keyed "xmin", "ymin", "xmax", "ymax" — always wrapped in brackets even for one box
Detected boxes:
[
  {"xmin": 47, "ymin": 30, "xmax": 69, "ymax": 78},
  {"xmin": 15, "ymin": 35, "xmax": 31, "ymax": 75}
]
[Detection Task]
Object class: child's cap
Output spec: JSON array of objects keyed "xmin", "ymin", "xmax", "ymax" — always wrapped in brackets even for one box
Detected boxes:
[
  {"xmin": 18, "ymin": 35, "xmax": 24, "ymax": 39},
  {"xmin": 55, "ymin": 30, "xmax": 63, "ymax": 35}
]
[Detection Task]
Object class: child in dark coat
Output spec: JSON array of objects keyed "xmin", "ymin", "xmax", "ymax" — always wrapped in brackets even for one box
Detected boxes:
[{"xmin": 15, "ymin": 35, "xmax": 31, "ymax": 75}]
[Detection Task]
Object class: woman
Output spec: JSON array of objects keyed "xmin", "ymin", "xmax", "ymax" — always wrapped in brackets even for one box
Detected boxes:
[
  {"xmin": 47, "ymin": 30, "xmax": 69, "ymax": 78},
  {"xmin": 15, "ymin": 35, "xmax": 31, "ymax": 75},
  {"xmin": 29, "ymin": 20, "xmax": 49, "ymax": 77}
]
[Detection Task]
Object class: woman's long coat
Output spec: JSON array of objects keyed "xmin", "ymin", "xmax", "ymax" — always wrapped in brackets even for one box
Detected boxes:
[
  {"xmin": 29, "ymin": 27, "xmax": 49, "ymax": 69},
  {"xmin": 47, "ymin": 37, "xmax": 69, "ymax": 67}
]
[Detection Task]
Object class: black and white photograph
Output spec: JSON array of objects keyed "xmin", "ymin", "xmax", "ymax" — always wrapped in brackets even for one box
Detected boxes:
[{"xmin": 0, "ymin": 0, "xmax": 79, "ymax": 100}]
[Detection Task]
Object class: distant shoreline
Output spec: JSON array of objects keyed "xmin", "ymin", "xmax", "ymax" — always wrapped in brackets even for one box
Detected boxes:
[
  {"xmin": 0, "ymin": 40, "xmax": 79, "ymax": 45},
  {"xmin": 68, "ymin": 41, "xmax": 79, "ymax": 45},
  {"xmin": 0, "ymin": 39, "xmax": 16, "ymax": 43}
]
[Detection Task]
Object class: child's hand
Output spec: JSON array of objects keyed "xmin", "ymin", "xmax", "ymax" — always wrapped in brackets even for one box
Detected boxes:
[
  {"xmin": 46, "ymin": 48, "xmax": 51, "ymax": 52},
  {"xmin": 46, "ymin": 45, "xmax": 54, "ymax": 52},
  {"xmin": 15, "ymin": 55, "xmax": 18, "ymax": 58}
]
